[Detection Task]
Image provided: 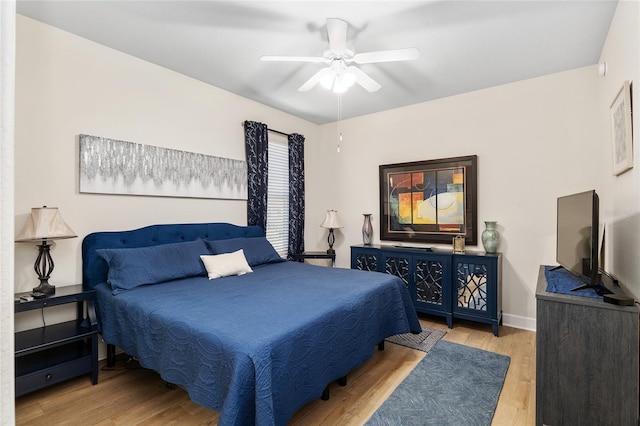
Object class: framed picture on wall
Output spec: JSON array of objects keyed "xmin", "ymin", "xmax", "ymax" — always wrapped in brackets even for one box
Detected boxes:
[
  {"xmin": 379, "ymin": 155, "xmax": 478, "ymax": 245},
  {"xmin": 79, "ymin": 134, "xmax": 248, "ymax": 199},
  {"xmin": 610, "ymin": 80, "xmax": 633, "ymax": 176}
]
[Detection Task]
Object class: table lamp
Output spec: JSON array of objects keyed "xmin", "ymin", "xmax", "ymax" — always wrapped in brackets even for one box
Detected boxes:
[
  {"xmin": 320, "ymin": 210, "xmax": 343, "ymax": 255},
  {"xmin": 16, "ymin": 206, "xmax": 77, "ymax": 295}
]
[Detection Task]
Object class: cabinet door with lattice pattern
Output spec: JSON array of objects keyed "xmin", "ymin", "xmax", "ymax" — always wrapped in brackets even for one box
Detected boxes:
[
  {"xmin": 456, "ymin": 260, "xmax": 490, "ymax": 311},
  {"xmin": 413, "ymin": 254, "xmax": 451, "ymax": 316},
  {"xmin": 453, "ymin": 254, "xmax": 502, "ymax": 336},
  {"xmin": 350, "ymin": 246, "xmax": 380, "ymax": 272},
  {"xmin": 382, "ymin": 252, "xmax": 412, "ymax": 288}
]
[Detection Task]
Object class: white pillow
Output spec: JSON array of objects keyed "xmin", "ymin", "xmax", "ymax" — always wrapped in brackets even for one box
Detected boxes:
[{"xmin": 200, "ymin": 249, "xmax": 253, "ymax": 280}]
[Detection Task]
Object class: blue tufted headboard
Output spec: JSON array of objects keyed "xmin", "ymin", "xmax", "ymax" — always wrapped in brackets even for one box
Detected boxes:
[{"xmin": 82, "ymin": 222, "xmax": 264, "ymax": 290}]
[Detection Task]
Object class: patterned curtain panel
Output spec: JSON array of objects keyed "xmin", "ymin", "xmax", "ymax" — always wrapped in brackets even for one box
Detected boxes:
[
  {"xmin": 243, "ymin": 120, "xmax": 268, "ymax": 231},
  {"xmin": 288, "ymin": 133, "xmax": 305, "ymax": 259}
]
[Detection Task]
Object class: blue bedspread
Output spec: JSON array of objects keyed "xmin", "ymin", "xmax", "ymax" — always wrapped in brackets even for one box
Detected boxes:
[{"xmin": 95, "ymin": 261, "xmax": 420, "ymax": 425}]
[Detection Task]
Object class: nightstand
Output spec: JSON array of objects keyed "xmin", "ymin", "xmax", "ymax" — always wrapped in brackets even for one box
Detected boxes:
[
  {"xmin": 291, "ymin": 251, "xmax": 336, "ymax": 267},
  {"xmin": 14, "ymin": 284, "xmax": 99, "ymax": 396}
]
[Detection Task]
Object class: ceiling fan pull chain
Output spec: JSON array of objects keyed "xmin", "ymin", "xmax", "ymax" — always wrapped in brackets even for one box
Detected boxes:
[{"xmin": 338, "ymin": 94, "xmax": 342, "ymax": 153}]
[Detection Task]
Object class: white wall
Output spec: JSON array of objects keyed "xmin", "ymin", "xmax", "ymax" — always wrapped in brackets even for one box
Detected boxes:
[
  {"xmin": 306, "ymin": 66, "xmax": 605, "ymax": 328},
  {"xmin": 598, "ymin": 0, "xmax": 640, "ymax": 298}
]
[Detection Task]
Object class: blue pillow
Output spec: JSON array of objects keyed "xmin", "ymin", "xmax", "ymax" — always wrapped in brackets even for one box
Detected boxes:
[
  {"xmin": 97, "ymin": 239, "xmax": 210, "ymax": 295},
  {"xmin": 206, "ymin": 237, "xmax": 284, "ymax": 267}
]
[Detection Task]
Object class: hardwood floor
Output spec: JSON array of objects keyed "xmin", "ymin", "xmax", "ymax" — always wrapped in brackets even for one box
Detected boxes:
[{"xmin": 15, "ymin": 317, "xmax": 536, "ymax": 425}]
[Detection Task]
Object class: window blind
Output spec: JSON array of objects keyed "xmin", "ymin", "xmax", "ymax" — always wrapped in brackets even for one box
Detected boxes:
[{"xmin": 266, "ymin": 136, "xmax": 289, "ymax": 257}]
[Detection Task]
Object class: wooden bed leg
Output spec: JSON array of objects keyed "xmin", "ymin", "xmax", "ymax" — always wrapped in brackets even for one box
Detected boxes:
[
  {"xmin": 321, "ymin": 386, "xmax": 330, "ymax": 401},
  {"xmin": 338, "ymin": 376, "xmax": 347, "ymax": 387},
  {"xmin": 107, "ymin": 344, "xmax": 116, "ymax": 367},
  {"xmin": 378, "ymin": 341, "xmax": 385, "ymax": 351}
]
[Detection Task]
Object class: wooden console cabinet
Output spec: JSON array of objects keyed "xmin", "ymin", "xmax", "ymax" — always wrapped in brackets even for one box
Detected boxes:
[
  {"xmin": 351, "ymin": 245, "xmax": 502, "ymax": 335},
  {"xmin": 536, "ymin": 266, "xmax": 639, "ymax": 425}
]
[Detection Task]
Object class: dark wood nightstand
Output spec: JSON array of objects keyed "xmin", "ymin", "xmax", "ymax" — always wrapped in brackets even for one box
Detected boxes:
[
  {"xmin": 14, "ymin": 284, "xmax": 99, "ymax": 396},
  {"xmin": 291, "ymin": 251, "xmax": 336, "ymax": 267}
]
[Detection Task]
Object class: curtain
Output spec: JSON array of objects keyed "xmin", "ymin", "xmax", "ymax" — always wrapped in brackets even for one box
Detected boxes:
[
  {"xmin": 287, "ymin": 133, "xmax": 305, "ymax": 259},
  {"xmin": 243, "ymin": 121, "xmax": 268, "ymax": 231}
]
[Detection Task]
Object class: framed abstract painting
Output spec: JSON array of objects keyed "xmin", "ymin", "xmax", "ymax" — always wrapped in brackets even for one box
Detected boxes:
[{"xmin": 379, "ymin": 155, "xmax": 478, "ymax": 245}]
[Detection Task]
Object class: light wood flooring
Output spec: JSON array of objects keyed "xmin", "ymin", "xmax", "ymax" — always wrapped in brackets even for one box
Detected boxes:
[{"xmin": 15, "ymin": 316, "xmax": 536, "ymax": 425}]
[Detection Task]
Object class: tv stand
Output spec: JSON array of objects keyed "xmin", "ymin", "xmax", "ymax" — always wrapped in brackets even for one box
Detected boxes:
[{"xmin": 536, "ymin": 265, "xmax": 639, "ymax": 425}]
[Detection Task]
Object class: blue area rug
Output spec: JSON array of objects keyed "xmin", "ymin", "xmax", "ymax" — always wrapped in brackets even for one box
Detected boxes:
[{"xmin": 366, "ymin": 340, "xmax": 510, "ymax": 426}]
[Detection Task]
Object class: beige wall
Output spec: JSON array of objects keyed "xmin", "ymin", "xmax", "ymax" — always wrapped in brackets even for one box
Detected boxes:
[
  {"xmin": 598, "ymin": 0, "xmax": 640, "ymax": 299},
  {"xmin": 306, "ymin": 1, "xmax": 640, "ymax": 329},
  {"xmin": 14, "ymin": 15, "xmax": 317, "ymax": 302},
  {"xmin": 13, "ymin": 0, "xmax": 639, "ymax": 336},
  {"xmin": 307, "ymin": 67, "xmax": 604, "ymax": 329},
  {"xmin": 1, "ymin": 2, "xmax": 16, "ymax": 422}
]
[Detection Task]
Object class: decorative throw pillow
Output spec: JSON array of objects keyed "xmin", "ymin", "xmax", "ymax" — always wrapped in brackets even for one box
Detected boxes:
[
  {"xmin": 97, "ymin": 239, "xmax": 210, "ymax": 295},
  {"xmin": 200, "ymin": 250, "xmax": 253, "ymax": 280},
  {"xmin": 206, "ymin": 237, "xmax": 284, "ymax": 267}
]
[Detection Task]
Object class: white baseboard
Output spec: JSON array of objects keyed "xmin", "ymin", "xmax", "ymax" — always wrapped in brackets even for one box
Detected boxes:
[{"xmin": 502, "ymin": 313, "xmax": 536, "ymax": 332}]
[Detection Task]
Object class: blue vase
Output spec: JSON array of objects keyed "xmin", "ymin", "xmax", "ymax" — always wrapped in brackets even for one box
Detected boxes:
[{"xmin": 481, "ymin": 221, "xmax": 500, "ymax": 253}]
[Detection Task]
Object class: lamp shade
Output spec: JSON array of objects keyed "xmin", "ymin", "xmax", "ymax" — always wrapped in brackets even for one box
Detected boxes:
[
  {"xmin": 16, "ymin": 207, "xmax": 77, "ymax": 242},
  {"xmin": 320, "ymin": 210, "xmax": 343, "ymax": 229}
]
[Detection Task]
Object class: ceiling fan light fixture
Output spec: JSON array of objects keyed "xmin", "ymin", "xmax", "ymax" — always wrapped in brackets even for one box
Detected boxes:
[
  {"xmin": 332, "ymin": 72, "xmax": 356, "ymax": 94},
  {"xmin": 332, "ymin": 80, "xmax": 348, "ymax": 94},
  {"xmin": 320, "ymin": 69, "xmax": 337, "ymax": 90},
  {"xmin": 268, "ymin": 18, "xmax": 413, "ymax": 94},
  {"xmin": 342, "ymin": 70, "xmax": 357, "ymax": 86}
]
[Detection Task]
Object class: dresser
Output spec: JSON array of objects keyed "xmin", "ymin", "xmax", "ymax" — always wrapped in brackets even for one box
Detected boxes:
[
  {"xmin": 536, "ymin": 265, "xmax": 639, "ymax": 425},
  {"xmin": 351, "ymin": 244, "xmax": 502, "ymax": 335}
]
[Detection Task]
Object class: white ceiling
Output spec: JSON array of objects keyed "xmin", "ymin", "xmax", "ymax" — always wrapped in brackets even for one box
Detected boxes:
[{"xmin": 16, "ymin": 1, "xmax": 618, "ymax": 125}]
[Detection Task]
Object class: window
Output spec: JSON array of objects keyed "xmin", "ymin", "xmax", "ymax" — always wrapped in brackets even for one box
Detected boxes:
[{"xmin": 266, "ymin": 134, "xmax": 289, "ymax": 257}]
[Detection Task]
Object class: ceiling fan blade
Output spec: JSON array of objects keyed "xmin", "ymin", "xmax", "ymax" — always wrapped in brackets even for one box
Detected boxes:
[
  {"xmin": 298, "ymin": 67, "xmax": 334, "ymax": 92},
  {"xmin": 326, "ymin": 18, "xmax": 347, "ymax": 55},
  {"xmin": 261, "ymin": 55, "xmax": 326, "ymax": 63},
  {"xmin": 353, "ymin": 47, "xmax": 420, "ymax": 64},
  {"xmin": 346, "ymin": 66, "xmax": 381, "ymax": 92}
]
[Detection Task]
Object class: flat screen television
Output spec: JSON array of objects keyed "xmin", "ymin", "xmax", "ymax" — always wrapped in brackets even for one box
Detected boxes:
[{"xmin": 556, "ymin": 190, "xmax": 609, "ymax": 294}]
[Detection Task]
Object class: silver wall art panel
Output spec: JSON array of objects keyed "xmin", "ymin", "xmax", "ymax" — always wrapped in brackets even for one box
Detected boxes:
[{"xmin": 79, "ymin": 134, "xmax": 247, "ymax": 200}]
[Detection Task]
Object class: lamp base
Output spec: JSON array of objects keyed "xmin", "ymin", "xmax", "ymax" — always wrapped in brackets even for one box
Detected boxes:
[
  {"xmin": 326, "ymin": 228, "xmax": 336, "ymax": 255},
  {"xmin": 33, "ymin": 280, "xmax": 55, "ymax": 296},
  {"xmin": 32, "ymin": 240, "xmax": 55, "ymax": 295}
]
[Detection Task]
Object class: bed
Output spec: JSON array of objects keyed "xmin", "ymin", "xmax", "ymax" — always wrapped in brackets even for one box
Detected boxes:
[{"xmin": 82, "ymin": 222, "xmax": 420, "ymax": 426}]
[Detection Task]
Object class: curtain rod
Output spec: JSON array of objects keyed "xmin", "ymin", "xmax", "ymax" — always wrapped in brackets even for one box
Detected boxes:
[
  {"xmin": 241, "ymin": 122, "xmax": 290, "ymax": 137},
  {"xmin": 267, "ymin": 128, "xmax": 290, "ymax": 137}
]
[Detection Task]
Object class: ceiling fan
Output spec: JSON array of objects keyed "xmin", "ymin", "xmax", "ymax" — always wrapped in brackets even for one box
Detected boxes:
[{"xmin": 261, "ymin": 18, "xmax": 419, "ymax": 94}]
